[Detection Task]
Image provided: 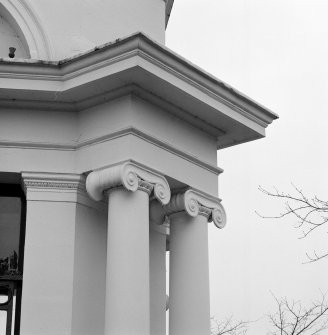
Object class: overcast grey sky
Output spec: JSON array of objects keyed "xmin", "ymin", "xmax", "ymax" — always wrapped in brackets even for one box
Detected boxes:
[{"xmin": 167, "ymin": 1, "xmax": 328, "ymax": 333}]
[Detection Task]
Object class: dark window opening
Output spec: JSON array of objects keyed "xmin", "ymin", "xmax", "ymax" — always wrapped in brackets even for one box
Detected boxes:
[{"xmin": 0, "ymin": 184, "xmax": 26, "ymax": 335}]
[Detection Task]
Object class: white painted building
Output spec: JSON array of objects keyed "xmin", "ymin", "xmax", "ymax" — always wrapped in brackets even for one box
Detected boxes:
[{"xmin": 0, "ymin": 1, "xmax": 277, "ymax": 334}]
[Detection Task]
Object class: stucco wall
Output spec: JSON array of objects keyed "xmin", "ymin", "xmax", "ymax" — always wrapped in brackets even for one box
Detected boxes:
[
  {"xmin": 0, "ymin": 13, "xmax": 29, "ymax": 58},
  {"xmin": 26, "ymin": 0, "xmax": 166, "ymax": 60}
]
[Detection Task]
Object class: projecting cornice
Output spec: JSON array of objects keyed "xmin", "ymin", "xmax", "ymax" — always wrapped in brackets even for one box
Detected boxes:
[{"xmin": 0, "ymin": 32, "xmax": 278, "ymax": 149}]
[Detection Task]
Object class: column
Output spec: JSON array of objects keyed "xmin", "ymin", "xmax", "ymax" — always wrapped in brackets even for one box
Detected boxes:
[
  {"xmin": 149, "ymin": 200, "xmax": 169, "ymax": 335},
  {"xmin": 20, "ymin": 172, "xmax": 85, "ymax": 335},
  {"xmin": 86, "ymin": 160, "xmax": 170, "ymax": 335},
  {"xmin": 165, "ymin": 189, "xmax": 226, "ymax": 335}
]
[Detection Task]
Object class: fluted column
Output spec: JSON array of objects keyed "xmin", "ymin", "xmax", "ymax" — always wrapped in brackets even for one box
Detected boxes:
[
  {"xmin": 165, "ymin": 189, "xmax": 226, "ymax": 335},
  {"xmin": 86, "ymin": 160, "xmax": 170, "ymax": 335}
]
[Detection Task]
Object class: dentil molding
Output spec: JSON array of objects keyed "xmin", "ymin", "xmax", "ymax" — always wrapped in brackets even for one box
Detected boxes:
[
  {"xmin": 86, "ymin": 160, "xmax": 171, "ymax": 205},
  {"xmin": 22, "ymin": 172, "xmax": 84, "ymax": 192},
  {"xmin": 164, "ymin": 188, "xmax": 227, "ymax": 229}
]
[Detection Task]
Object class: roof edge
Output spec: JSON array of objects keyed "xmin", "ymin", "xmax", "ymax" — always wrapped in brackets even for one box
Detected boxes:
[
  {"xmin": 165, "ymin": 0, "xmax": 174, "ymax": 27},
  {"xmin": 0, "ymin": 32, "xmax": 278, "ymax": 147},
  {"xmin": 0, "ymin": 32, "xmax": 278, "ymax": 124}
]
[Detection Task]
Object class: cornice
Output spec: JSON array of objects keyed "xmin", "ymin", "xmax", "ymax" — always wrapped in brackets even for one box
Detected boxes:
[
  {"xmin": 21, "ymin": 172, "xmax": 84, "ymax": 203},
  {"xmin": 135, "ymin": 47, "xmax": 272, "ymax": 128},
  {"xmin": 86, "ymin": 160, "xmax": 171, "ymax": 205},
  {"xmin": 22, "ymin": 172, "xmax": 84, "ymax": 192},
  {"xmin": 0, "ymin": 35, "xmax": 274, "ymax": 124},
  {"xmin": 0, "ymin": 33, "xmax": 278, "ymax": 150},
  {"xmin": 164, "ymin": 188, "xmax": 227, "ymax": 229}
]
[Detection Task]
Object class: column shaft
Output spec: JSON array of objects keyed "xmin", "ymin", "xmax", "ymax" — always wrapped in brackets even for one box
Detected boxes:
[
  {"xmin": 169, "ymin": 213, "xmax": 211, "ymax": 335},
  {"xmin": 150, "ymin": 228, "xmax": 167, "ymax": 335},
  {"xmin": 105, "ymin": 187, "xmax": 150, "ymax": 335}
]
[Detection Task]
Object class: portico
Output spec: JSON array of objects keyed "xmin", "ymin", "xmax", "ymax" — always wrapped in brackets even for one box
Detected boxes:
[{"xmin": 0, "ymin": 1, "xmax": 277, "ymax": 334}]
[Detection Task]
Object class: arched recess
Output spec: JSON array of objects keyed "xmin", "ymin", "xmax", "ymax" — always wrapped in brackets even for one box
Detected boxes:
[{"xmin": 0, "ymin": 0, "xmax": 53, "ymax": 59}]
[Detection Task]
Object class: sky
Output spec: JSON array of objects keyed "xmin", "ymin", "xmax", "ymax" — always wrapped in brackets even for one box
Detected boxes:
[{"xmin": 167, "ymin": 1, "xmax": 328, "ymax": 333}]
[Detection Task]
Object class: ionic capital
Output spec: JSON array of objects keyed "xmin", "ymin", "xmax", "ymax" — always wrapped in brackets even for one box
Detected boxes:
[
  {"xmin": 164, "ymin": 189, "xmax": 227, "ymax": 229},
  {"xmin": 86, "ymin": 161, "xmax": 171, "ymax": 205}
]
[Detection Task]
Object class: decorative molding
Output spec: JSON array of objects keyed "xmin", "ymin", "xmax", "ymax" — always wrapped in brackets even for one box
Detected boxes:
[
  {"xmin": 22, "ymin": 172, "xmax": 83, "ymax": 193},
  {"xmin": 198, "ymin": 206, "xmax": 212, "ymax": 219},
  {"xmin": 0, "ymin": 125, "xmax": 223, "ymax": 176},
  {"xmin": 0, "ymin": 33, "xmax": 277, "ymax": 132},
  {"xmin": 138, "ymin": 49, "xmax": 271, "ymax": 129},
  {"xmin": 86, "ymin": 160, "xmax": 171, "ymax": 205},
  {"xmin": 23, "ymin": 181, "xmax": 78, "ymax": 189},
  {"xmin": 164, "ymin": 188, "xmax": 227, "ymax": 229},
  {"xmin": 211, "ymin": 204, "xmax": 227, "ymax": 229},
  {"xmin": 21, "ymin": 172, "xmax": 105, "ymax": 211},
  {"xmin": 137, "ymin": 180, "xmax": 153, "ymax": 195}
]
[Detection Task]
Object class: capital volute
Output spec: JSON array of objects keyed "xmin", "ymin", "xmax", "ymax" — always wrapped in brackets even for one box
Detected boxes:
[
  {"xmin": 164, "ymin": 189, "xmax": 227, "ymax": 229},
  {"xmin": 86, "ymin": 161, "xmax": 171, "ymax": 205}
]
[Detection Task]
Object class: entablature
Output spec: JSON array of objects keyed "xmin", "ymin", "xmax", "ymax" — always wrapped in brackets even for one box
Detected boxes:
[{"xmin": 0, "ymin": 32, "xmax": 278, "ymax": 149}]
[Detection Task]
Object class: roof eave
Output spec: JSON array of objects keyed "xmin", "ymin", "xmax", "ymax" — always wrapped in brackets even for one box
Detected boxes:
[{"xmin": 0, "ymin": 32, "xmax": 278, "ymax": 149}]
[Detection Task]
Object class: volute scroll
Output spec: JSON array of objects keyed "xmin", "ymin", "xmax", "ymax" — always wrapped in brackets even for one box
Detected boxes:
[
  {"xmin": 86, "ymin": 161, "xmax": 171, "ymax": 205},
  {"xmin": 164, "ymin": 189, "xmax": 227, "ymax": 228}
]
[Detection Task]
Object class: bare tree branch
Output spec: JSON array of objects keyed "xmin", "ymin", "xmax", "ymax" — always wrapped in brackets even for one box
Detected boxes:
[
  {"xmin": 267, "ymin": 293, "xmax": 328, "ymax": 335},
  {"xmin": 211, "ymin": 316, "xmax": 248, "ymax": 335},
  {"xmin": 257, "ymin": 185, "xmax": 328, "ymax": 262}
]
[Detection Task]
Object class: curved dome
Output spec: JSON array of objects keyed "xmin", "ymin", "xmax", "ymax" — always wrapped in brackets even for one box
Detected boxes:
[{"xmin": 0, "ymin": 9, "xmax": 29, "ymax": 58}]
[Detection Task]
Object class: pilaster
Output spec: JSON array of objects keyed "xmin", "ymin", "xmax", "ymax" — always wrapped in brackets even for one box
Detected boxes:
[{"xmin": 20, "ymin": 172, "xmax": 84, "ymax": 335}]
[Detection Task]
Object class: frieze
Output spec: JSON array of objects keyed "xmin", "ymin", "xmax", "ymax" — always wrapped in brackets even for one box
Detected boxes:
[{"xmin": 24, "ymin": 181, "xmax": 81, "ymax": 190}]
